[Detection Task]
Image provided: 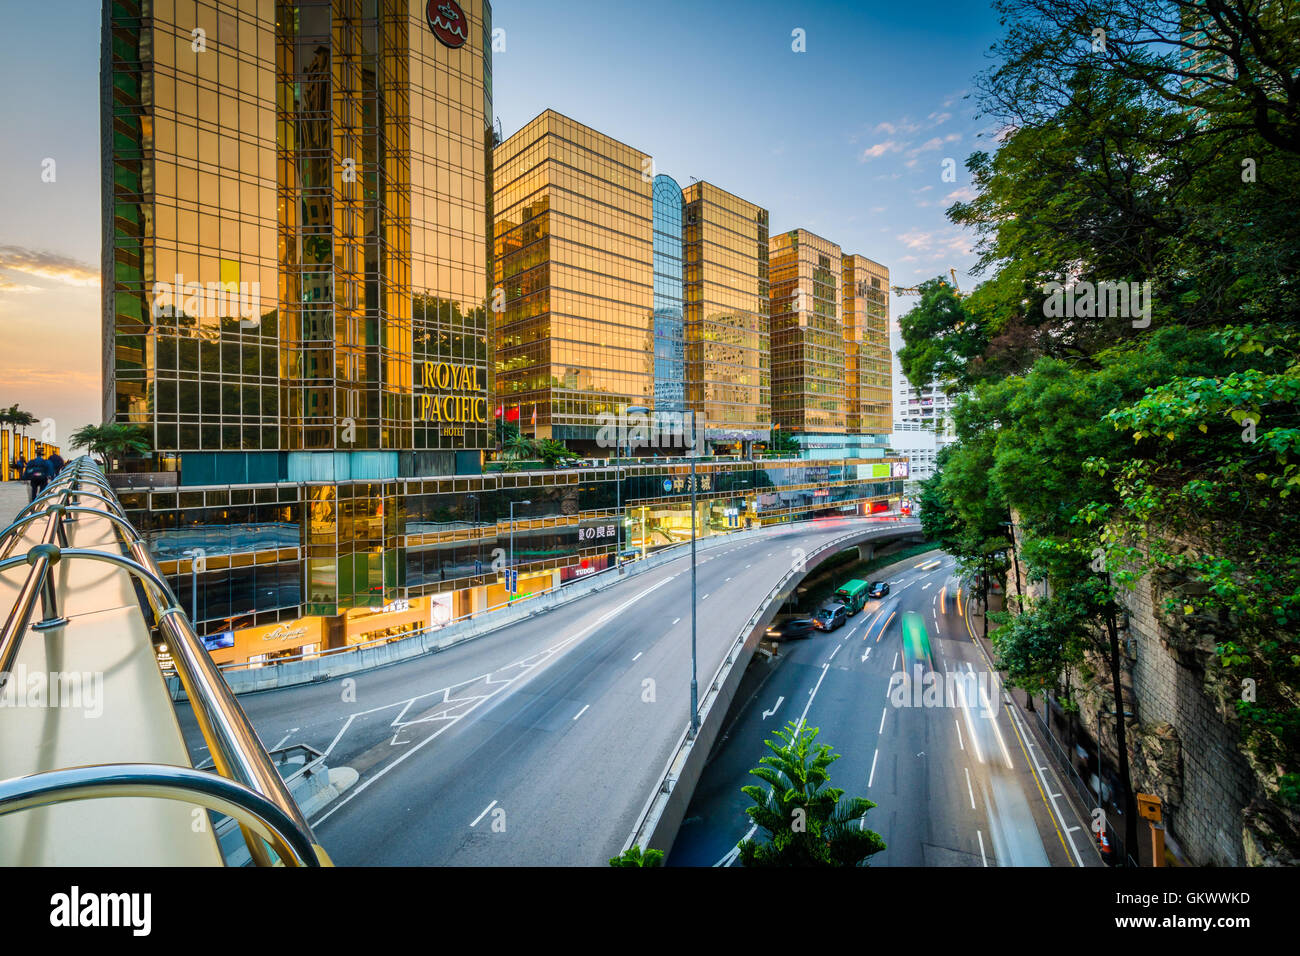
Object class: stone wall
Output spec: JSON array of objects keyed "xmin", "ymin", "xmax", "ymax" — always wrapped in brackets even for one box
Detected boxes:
[{"xmin": 1118, "ymin": 572, "xmax": 1256, "ymax": 866}]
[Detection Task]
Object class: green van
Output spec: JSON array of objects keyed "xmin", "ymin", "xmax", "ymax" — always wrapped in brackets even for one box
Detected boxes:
[{"xmin": 833, "ymin": 579, "xmax": 870, "ymax": 615}]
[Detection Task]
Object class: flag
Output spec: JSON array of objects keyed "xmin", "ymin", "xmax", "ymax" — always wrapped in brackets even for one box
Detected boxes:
[
  {"xmin": 495, "ymin": 404, "xmax": 503, "ymax": 419},
  {"xmin": 530, "ymin": 404, "xmax": 537, "ymax": 426}
]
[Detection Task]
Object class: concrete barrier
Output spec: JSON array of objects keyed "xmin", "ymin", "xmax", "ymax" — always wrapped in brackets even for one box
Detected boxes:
[{"xmin": 623, "ymin": 524, "xmax": 927, "ymax": 859}]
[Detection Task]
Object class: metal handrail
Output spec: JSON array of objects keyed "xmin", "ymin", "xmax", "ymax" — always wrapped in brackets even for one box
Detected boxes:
[
  {"xmin": 0, "ymin": 763, "xmax": 319, "ymax": 867},
  {"xmin": 0, "ymin": 457, "xmax": 323, "ymax": 866}
]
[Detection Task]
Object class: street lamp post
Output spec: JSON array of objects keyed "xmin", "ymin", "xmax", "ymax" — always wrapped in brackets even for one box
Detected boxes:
[
  {"xmin": 617, "ymin": 405, "xmax": 649, "ymax": 575},
  {"xmin": 640, "ymin": 505, "xmax": 648, "ymax": 560},
  {"xmin": 181, "ymin": 548, "xmax": 202, "ymax": 625},
  {"xmin": 509, "ymin": 499, "xmax": 531, "ymax": 600},
  {"xmin": 689, "ymin": 406, "xmax": 700, "ymax": 736}
]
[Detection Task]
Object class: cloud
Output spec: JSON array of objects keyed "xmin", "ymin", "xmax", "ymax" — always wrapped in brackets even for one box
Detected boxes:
[
  {"xmin": 874, "ymin": 119, "xmax": 922, "ymax": 136},
  {"xmin": 860, "ymin": 140, "xmax": 902, "ymax": 160},
  {"xmin": 0, "ymin": 276, "xmax": 42, "ymax": 293},
  {"xmin": 945, "ymin": 187, "xmax": 978, "ymax": 203},
  {"xmin": 927, "ymin": 111, "xmax": 952, "ymax": 125},
  {"xmin": 0, "ymin": 246, "xmax": 99, "ymax": 289}
]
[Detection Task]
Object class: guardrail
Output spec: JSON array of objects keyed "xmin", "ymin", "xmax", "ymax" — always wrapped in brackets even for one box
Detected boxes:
[
  {"xmin": 624, "ymin": 520, "xmax": 925, "ymax": 857},
  {"xmin": 0, "ymin": 457, "xmax": 325, "ymax": 866}
]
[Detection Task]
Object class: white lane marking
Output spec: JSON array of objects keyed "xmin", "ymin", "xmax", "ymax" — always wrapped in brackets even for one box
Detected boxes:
[
  {"xmin": 794, "ymin": 663, "xmax": 830, "ymax": 734},
  {"xmin": 868, "ymin": 748, "xmax": 880, "ymax": 788},
  {"xmin": 269, "ymin": 732, "xmax": 294, "ymax": 751},
  {"xmin": 725, "ymin": 577, "xmax": 731, "ymax": 582},
  {"xmin": 965, "ymin": 767, "xmax": 976, "ymax": 809},
  {"xmin": 892, "ymin": 651, "xmax": 899, "ymax": 670},
  {"xmin": 878, "ymin": 707, "xmax": 887, "ymax": 734},
  {"xmin": 702, "ymin": 593, "xmax": 709, "ymax": 600},
  {"xmin": 955, "ymin": 718, "xmax": 964, "ymax": 751},
  {"xmin": 977, "ymin": 829, "xmax": 988, "ymax": 867},
  {"xmin": 861, "ymin": 647, "xmax": 871, "ymax": 663},
  {"xmin": 761, "ymin": 696, "xmax": 784, "ymax": 719},
  {"xmin": 471, "ymin": 800, "xmax": 497, "ymax": 827},
  {"xmin": 572, "ymin": 704, "xmax": 589, "ymax": 721},
  {"xmin": 671, "ymin": 618, "xmax": 680, "ymax": 625},
  {"xmin": 311, "ymin": 576, "xmax": 673, "ymax": 827},
  {"xmin": 1004, "ymin": 703, "xmax": 1087, "ymax": 867},
  {"xmin": 922, "ymin": 583, "xmax": 932, "ymax": 590},
  {"xmin": 632, "ymin": 652, "xmax": 642, "ymax": 661},
  {"xmin": 955, "ymin": 679, "xmax": 985, "ymax": 765},
  {"xmin": 745, "ymin": 564, "xmax": 751, "ymax": 569},
  {"xmin": 827, "ymin": 644, "xmax": 841, "ymax": 662}
]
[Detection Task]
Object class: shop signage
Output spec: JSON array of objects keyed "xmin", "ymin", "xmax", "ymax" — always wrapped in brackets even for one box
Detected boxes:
[
  {"xmin": 261, "ymin": 623, "xmax": 312, "ymax": 643},
  {"xmin": 380, "ymin": 599, "xmax": 411, "ymax": 614},
  {"xmin": 426, "ymin": 0, "xmax": 468, "ymax": 48},
  {"xmin": 578, "ymin": 521, "xmax": 618, "ymax": 542}
]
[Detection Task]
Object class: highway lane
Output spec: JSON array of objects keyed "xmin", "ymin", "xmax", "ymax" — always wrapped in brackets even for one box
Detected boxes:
[
  {"xmin": 179, "ymin": 515, "xmax": 921, "ymax": 865},
  {"xmin": 668, "ymin": 551, "xmax": 1094, "ymax": 867}
]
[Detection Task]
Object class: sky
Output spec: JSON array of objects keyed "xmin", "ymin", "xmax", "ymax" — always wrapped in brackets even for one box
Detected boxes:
[{"xmin": 0, "ymin": 0, "xmax": 1005, "ymax": 448}]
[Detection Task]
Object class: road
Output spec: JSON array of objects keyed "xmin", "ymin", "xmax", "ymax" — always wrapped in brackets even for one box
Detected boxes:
[
  {"xmin": 668, "ymin": 551, "xmax": 1098, "ymax": 867},
  {"xmin": 179, "ymin": 516, "xmax": 920, "ymax": 865}
]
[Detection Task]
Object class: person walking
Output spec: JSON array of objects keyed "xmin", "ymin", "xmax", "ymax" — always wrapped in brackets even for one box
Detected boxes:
[
  {"xmin": 47, "ymin": 450, "xmax": 66, "ymax": 475},
  {"xmin": 12, "ymin": 454, "xmax": 26, "ymax": 482},
  {"xmin": 22, "ymin": 451, "xmax": 52, "ymax": 502}
]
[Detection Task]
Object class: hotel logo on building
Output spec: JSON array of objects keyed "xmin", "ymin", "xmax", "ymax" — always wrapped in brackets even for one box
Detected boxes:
[
  {"xmin": 427, "ymin": 0, "xmax": 469, "ymax": 48},
  {"xmin": 418, "ymin": 361, "xmax": 488, "ymax": 434}
]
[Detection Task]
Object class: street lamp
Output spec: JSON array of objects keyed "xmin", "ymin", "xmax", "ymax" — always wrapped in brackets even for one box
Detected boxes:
[
  {"xmin": 509, "ymin": 499, "xmax": 531, "ymax": 599},
  {"xmin": 181, "ymin": 548, "xmax": 203, "ymax": 625},
  {"xmin": 688, "ymin": 405, "xmax": 700, "ymax": 736},
  {"xmin": 616, "ymin": 404, "xmax": 649, "ymax": 575},
  {"xmin": 467, "ymin": 494, "xmax": 481, "ymax": 576},
  {"xmin": 639, "ymin": 505, "xmax": 649, "ymax": 560}
]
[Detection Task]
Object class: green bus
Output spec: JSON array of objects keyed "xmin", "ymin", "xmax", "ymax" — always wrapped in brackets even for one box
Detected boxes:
[
  {"xmin": 833, "ymin": 579, "xmax": 870, "ymax": 615},
  {"xmin": 901, "ymin": 612, "xmax": 934, "ymax": 675}
]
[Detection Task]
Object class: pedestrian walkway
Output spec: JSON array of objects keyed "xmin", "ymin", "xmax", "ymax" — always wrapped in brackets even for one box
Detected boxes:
[{"xmin": 0, "ymin": 480, "xmax": 28, "ymax": 525}]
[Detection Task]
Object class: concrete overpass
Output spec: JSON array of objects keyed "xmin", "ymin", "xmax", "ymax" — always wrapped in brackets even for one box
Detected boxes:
[{"xmin": 187, "ymin": 515, "xmax": 924, "ymax": 865}]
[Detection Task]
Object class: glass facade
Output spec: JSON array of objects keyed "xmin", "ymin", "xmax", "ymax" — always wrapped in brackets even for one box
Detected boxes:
[
  {"xmin": 682, "ymin": 181, "xmax": 770, "ymax": 450},
  {"xmin": 120, "ymin": 456, "xmax": 907, "ymax": 641},
  {"xmin": 652, "ymin": 174, "xmax": 685, "ymax": 413},
  {"xmin": 769, "ymin": 229, "xmax": 845, "ymax": 435},
  {"xmin": 842, "ymin": 254, "xmax": 892, "ymax": 436},
  {"xmin": 493, "ymin": 110, "xmax": 654, "ymax": 446},
  {"xmin": 102, "ymin": 0, "xmax": 493, "ymax": 472}
]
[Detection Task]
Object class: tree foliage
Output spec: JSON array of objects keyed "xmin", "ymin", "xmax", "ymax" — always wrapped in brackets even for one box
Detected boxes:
[{"xmin": 737, "ymin": 722, "xmax": 885, "ymax": 867}]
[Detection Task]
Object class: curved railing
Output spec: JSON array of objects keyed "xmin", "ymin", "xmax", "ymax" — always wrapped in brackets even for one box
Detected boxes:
[{"xmin": 0, "ymin": 457, "xmax": 325, "ymax": 866}]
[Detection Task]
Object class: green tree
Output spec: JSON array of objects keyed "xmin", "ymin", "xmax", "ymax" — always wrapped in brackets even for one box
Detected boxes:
[
  {"xmin": 68, "ymin": 423, "xmax": 151, "ymax": 469},
  {"xmin": 737, "ymin": 722, "xmax": 885, "ymax": 867},
  {"xmin": 537, "ymin": 438, "xmax": 580, "ymax": 469},
  {"xmin": 608, "ymin": 845, "xmax": 664, "ymax": 867}
]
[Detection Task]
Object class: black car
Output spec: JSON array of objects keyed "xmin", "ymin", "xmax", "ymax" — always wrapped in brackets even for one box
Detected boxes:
[
  {"xmin": 765, "ymin": 617, "xmax": 815, "ymax": 641},
  {"xmin": 812, "ymin": 604, "xmax": 848, "ymax": 632},
  {"xmin": 868, "ymin": 581, "xmax": 890, "ymax": 599}
]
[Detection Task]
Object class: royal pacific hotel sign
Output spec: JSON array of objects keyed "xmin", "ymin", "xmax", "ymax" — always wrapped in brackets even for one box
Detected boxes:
[{"xmin": 416, "ymin": 361, "xmax": 488, "ymax": 437}]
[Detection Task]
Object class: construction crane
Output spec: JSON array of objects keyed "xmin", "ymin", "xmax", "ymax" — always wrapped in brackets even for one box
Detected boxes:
[{"xmin": 892, "ymin": 268, "xmax": 964, "ymax": 297}]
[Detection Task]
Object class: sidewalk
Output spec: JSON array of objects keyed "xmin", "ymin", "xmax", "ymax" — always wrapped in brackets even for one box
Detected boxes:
[
  {"xmin": 0, "ymin": 480, "xmax": 28, "ymax": 526},
  {"xmin": 961, "ymin": 591, "xmax": 1108, "ymax": 867}
]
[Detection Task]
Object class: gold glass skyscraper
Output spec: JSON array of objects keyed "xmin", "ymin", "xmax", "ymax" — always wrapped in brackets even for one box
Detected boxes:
[
  {"xmin": 769, "ymin": 228, "xmax": 845, "ymax": 438},
  {"xmin": 493, "ymin": 110, "xmax": 654, "ymax": 446},
  {"xmin": 103, "ymin": 0, "xmax": 493, "ymax": 478},
  {"xmin": 682, "ymin": 182, "xmax": 770, "ymax": 454},
  {"xmin": 842, "ymin": 254, "xmax": 891, "ymax": 436}
]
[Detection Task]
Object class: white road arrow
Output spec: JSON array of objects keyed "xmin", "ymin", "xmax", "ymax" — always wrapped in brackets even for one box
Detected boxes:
[{"xmin": 761, "ymin": 696, "xmax": 785, "ymax": 719}]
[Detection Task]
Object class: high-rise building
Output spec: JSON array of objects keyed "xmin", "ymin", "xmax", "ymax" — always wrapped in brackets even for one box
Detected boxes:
[
  {"xmin": 682, "ymin": 181, "xmax": 770, "ymax": 455},
  {"xmin": 493, "ymin": 110, "xmax": 655, "ymax": 448},
  {"xmin": 652, "ymin": 174, "xmax": 686, "ymax": 413},
  {"xmin": 102, "ymin": 0, "xmax": 494, "ymax": 482},
  {"xmin": 842, "ymin": 254, "xmax": 891, "ymax": 437},
  {"xmin": 769, "ymin": 229, "xmax": 845, "ymax": 450}
]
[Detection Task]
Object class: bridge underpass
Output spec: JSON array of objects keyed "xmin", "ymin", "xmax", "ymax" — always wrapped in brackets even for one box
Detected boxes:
[{"xmin": 180, "ymin": 516, "xmax": 924, "ymax": 865}]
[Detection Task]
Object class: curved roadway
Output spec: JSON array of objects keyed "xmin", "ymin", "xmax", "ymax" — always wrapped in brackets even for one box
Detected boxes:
[{"xmin": 181, "ymin": 516, "xmax": 920, "ymax": 865}]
